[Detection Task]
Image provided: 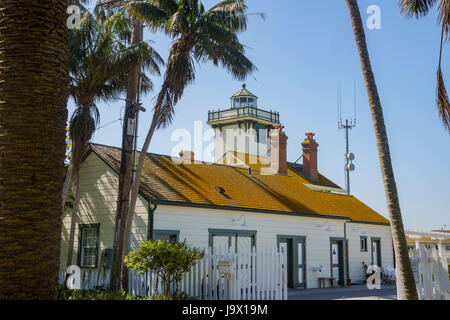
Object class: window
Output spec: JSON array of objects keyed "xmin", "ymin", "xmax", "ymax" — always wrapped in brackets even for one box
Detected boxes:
[
  {"xmin": 78, "ymin": 224, "xmax": 99, "ymax": 268},
  {"xmin": 360, "ymin": 236, "xmax": 368, "ymax": 252},
  {"xmin": 209, "ymin": 229, "xmax": 256, "ymax": 253},
  {"xmin": 446, "ymin": 245, "xmax": 450, "ymax": 251},
  {"xmin": 255, "ymin": 123, "xmax": 266, "ymax": 143},
  {"xmin": 153, "ymin": 229, "xmax": 179, "ymax": 242}
]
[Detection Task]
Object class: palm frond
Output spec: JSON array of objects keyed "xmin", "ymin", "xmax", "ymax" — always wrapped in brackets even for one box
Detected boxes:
[
  {"xmin": 127, "ymin": 1, "xmax": 171, "ymax": 31},
  {"xmin": 437, "ymin": 0, "xmax": 450, "ymax": 37},
  {"xmin": 69, "ymin": 105, "xmax": 100, "ymax": 171},
  {"xmin": 104, "ymin": 40, "xmax": 164, "ymax": 76},
  {"xmin": 437, "ymin": 66, "xmax": 450, "ymax": 131},
  {"xmin": 437, "ymin": 24, "xmax": 450, "ymax": 132},
  {"xmin": 147, "ymin": 0, "xmax": 258, "ymax": 129},
  {"xmin": 400, "ymin": 0, "xmax": 437, "ymax": 18}
]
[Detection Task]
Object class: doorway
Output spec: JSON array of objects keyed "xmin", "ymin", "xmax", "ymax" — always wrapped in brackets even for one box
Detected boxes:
[
  {"xmin": 371, "ymin": 237, "xmax": 382, "ymax": 267},
  {"xmin": 330, "ymin": 238, "xmax": 347, "ymax": 286},
  {"xmin": 277, "ymin": 235, "xmax": 306, "ymax": 289}
]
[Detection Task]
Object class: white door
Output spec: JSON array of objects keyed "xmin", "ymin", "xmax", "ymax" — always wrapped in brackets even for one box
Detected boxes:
[
  {"xmin": 372, "ymin": 241, "xmax": 378, "ymax": 266},
  {"xmin": 297, "ymin": 242, "xmax": 304, "ymax": 285}
]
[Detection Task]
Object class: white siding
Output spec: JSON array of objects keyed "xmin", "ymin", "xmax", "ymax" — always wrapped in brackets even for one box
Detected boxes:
[
  {"xmin": 60, "ymin": 152, "xmax": 393, "ymax": 289},
  {"xmin": 153, "ymin": 205, "xmax": 393, "ymax": 288},
  {"xmin": 346, "ymin": 223, "xmax": 394, "ymax": 284},
  {"xmin": 60, "ymin": 153, "xmax": 148, "ymax": 272}
]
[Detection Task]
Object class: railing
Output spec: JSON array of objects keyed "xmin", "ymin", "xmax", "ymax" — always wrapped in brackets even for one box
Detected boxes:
[{"xmin": 208, "ymin": 107, "xmax": 280, "ymax": 124}]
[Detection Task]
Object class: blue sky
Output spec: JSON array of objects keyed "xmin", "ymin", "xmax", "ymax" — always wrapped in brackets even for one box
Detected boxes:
[{"xmin": 76, "ymin": 0, "xmax": 449, "ymax": 230}]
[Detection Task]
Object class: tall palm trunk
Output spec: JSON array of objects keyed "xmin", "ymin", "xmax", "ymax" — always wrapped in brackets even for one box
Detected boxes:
[
  {"xmin": 112, "ymin": 20, "xmax": 142, "ymax": 292},
  {"xmin": 345, "ymin": 0, "xmax": 418, "ymax": 300},
  {"xmin": 62, "ymin": 159, "xmax": 73, "ymax": 212},
  {"xmin": 65, "ymin": 163, "xmax": 81, "ymax": 271},
  {"xmin": 0, "ymin": 0, "xmax": 69, "ymax": 299}
]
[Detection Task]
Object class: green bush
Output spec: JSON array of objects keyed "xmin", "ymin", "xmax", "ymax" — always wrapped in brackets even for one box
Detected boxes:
[
  {"xmin": 124, "ymin": 240, "xmax": 204, "ymax": 298},
  {"xmin": 60, "ymin": 289, "xmax": 190, "ymax": 300},
  {"xmin": 60, "ymin": 289, "xmax": 139, "ymax": 300}
]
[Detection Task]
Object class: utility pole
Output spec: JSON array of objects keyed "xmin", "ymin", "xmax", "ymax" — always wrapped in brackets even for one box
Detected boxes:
[
  {"xmin": 337, "ymin": 81, "xmax": 356, "ymax": 195},
  {"xmin": 111, "ymin": 19, "xmax": 143, "ymax": 292}
]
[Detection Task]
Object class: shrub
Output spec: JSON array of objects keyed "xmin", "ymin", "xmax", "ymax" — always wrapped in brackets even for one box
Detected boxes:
[{"xmin": 124, "ymin": 240, "xmax": 204, "ymax": 297}]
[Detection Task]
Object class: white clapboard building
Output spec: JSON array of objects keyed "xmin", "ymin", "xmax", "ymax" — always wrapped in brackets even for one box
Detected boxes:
[{"xmin": 60, "ymin": 85, "xmax": 394, "ymax": 290}]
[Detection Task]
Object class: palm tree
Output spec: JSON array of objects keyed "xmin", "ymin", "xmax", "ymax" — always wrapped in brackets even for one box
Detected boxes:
[
  {"xmin": 113, "ymin": 0, "xmax": 261, "ymax": 289},
  {"xmin": 400, "ymin": 0, "xmax": 450, "ymax": 132},
  {"xmin": 0, "ymin": 0, "xmax": 69, "ymax": 299},
  {"xmin": 64, "ymin": 9, "xmax": 163, "ymax": 278},
  {"xmin": 345, "ymin": 0, "xmax": 418, "ymax": 300}
]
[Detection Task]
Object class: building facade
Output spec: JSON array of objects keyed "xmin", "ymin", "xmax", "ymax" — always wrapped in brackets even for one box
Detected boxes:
[{"xmin": 60, "ymin": 86, "xmax": 394, "ymax": 289}]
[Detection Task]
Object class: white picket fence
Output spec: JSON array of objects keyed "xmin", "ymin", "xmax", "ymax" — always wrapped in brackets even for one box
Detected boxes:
[
  {"xmin": 409, "ymin": 247, "xmax": 450, "ymax": 300},
  {"xmin": 59, "ymin": 268, "xmax": 111, "ymax": 290},
  {"xmin": 60, "ymin": 246, "xmax": 288, "ymax": 300}
]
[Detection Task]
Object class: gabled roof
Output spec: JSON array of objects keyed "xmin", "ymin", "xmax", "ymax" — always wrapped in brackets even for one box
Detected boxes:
[{"xmin": 88, "ymin": 143, "xmax": 390, "ymax": 225}]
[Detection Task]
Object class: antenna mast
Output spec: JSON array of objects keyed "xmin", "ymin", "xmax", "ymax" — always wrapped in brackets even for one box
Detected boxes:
[{"xmin": 337, "ymin": 81, "xmax": 357, "ymax": 195}]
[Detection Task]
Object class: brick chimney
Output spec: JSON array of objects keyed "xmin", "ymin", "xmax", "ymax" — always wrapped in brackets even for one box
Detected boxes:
[
  {"xmin": 179, "ymin": 150, "xmax": 194, "ymax": 161},
  {"xmin": 301, "ymin": 132, "xmax": 319, "ymax": 181},
  {"xmin": 270, "ymin": 124, "xmax": 288, "ymax": 175}
]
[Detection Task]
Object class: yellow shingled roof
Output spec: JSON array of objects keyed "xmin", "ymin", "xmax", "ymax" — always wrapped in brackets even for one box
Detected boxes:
[{"xmin": 89, "ymin": 144, "xmax": 390, "ymax": 224}]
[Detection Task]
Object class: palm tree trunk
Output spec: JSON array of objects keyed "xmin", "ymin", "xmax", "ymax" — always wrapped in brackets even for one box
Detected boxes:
[
  {"xmin": 62, "ymin": 158, "xmax": 73, "ymax": 212},
  {"xmin": 0, "ymin": 0, "xmax": 69, "ymax": 299},
  {"xmin": 66, "ymin": 166, "xmax": 81, "ymax": 270},
  {"xmin": 345, "ymin": 0, "xmax": 418, "ymax": 300},
  {"xmin": 112, "ymin": 19, "xmax": 142, "ymax": 292}
]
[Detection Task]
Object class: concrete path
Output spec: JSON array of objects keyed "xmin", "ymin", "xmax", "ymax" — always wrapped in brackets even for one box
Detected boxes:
[{"xmin": 288, "ymin": 284, "xmax": 397, "ymax": 300}]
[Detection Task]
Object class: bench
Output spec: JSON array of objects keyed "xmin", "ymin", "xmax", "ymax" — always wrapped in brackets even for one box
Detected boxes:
[{"xmin": 318, "ymin": 277, "xmax": 335, "ymax": 288}]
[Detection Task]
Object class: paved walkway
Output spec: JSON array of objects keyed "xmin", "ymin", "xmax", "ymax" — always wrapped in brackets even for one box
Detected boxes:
[{"xmin": 288, "ymin": 284, "xmax": 397, "ymax": 300}]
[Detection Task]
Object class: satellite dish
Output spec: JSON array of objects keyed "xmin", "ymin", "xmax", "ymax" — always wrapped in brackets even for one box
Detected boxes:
[
  {"xmin": 346, "ymin": 163, "xmax": 355, "ymax": 171},
  {"xmin": 346, "ymin": 153, "xmax": 355, "ymax": 161}
]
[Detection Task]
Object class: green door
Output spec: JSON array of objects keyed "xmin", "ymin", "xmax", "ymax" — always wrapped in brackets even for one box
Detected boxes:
[
  {"xmin": 330, "ymin": 239, "xmax": 344, "ymax": 286},
  {"xmin": 278, "ymin": 235, "xmax": 306, "ymax": 289}
]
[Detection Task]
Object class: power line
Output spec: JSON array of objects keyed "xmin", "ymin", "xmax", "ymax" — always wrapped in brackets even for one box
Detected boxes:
[{"xmin": 97, "ymin": 118, "xmax": 122, "ymax": 130}]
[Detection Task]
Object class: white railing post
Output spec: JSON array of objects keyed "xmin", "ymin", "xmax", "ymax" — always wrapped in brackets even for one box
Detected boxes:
[{"xmin": 437, "ymin": 242, "xmax": 450, "ymax": 300}]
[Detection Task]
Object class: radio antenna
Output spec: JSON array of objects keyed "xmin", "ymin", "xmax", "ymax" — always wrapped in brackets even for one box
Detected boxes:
[{"xmin": 338, "ymin": 81, "xmax": 357, "ymax": 195}]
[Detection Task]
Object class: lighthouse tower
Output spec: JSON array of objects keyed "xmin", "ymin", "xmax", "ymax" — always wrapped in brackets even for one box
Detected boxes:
[{"xmin": 207, "ymin": 85, "xmax": 281, "ymax": 163}]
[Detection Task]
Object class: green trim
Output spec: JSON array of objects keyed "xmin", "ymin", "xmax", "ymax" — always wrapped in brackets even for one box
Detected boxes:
[
  {"xmin": 153, "ymin": 229, "xmax": 180, "ymax": 242},
  {"xmin": 371, "ymin": 237, "xmax": 382, "ymax": 267},
  {"xmin": 151, "ymin": 199, "xmax": 350, "ymax": 221},
  {"xmin": 360, "ymin": 236, "xmax": 368, "ymax": 252},
  {"xmin": 88, "ymin": 145, "xmax": 390, "ymax": 226},
  {"xmin": 77, "ymin": 223, "xmax": 100, "ymax": 269},
  {"xmin": 147, "ymin": 202, "xmax": 157, "ymax": 241},
  {"xmin": 276, "ymin": 235, "xmax": 307, "ymax": 289},
  {"xmin": 347, "ymin": 220, "xmax": 390, "ymax": 226},
  {"xmin": 208, "ymin": 229, "xmax": 257, "ymax": 253},
  {"xmin": 329, "ymin": 237, "xmax": 348, "ymax": 286}
]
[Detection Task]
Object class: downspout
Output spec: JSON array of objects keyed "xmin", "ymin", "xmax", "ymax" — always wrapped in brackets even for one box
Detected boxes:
[
  {"xmin": 344, "ymin": 221, "xmax": 348, "ymax": 287},
  {"xmin": 147, "ymin": 201, "xmax": 158, "ymax": 241}
]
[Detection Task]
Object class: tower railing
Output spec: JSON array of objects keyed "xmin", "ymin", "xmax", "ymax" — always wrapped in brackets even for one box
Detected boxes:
[{"xmin": 207, "ymin": 106, "xmax": 280, "ymax": 124}]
